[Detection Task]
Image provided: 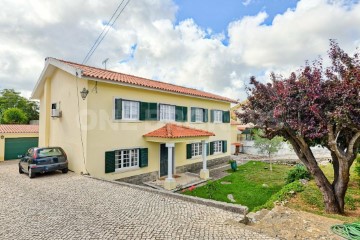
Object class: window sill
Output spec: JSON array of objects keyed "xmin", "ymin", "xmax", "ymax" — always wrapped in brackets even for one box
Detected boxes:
[
  {"xmin": 113, "ymin": 119, "xmax": 141, "ymax": 123},
  {"xmin": 190, "ymin": 155, "xmax": 202, "ymax": 160},
  {"xmin": 190, "ymin": 122, "xmax": 205, "ymax": 124},
  {"xmin": 113, "ymin": 166, "xmax": 140, "ymax": 173},
  {"xmin": 213, "ymin": 152, "xmax": 224, "ymax": 155},
  {"xmin": 160, "ymin": 119, "xmax": 176, "ymax": 123}
]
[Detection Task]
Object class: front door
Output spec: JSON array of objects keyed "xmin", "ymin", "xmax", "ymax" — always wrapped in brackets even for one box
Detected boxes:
[{"xmin": 160, "ymin": 144, "xmax": 174, "ymax": 177}]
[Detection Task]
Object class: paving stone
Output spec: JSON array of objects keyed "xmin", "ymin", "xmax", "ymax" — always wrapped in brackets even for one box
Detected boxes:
[
  {"xmin": 227, "ymin": 194, "xmax": 236, "ymax": 203},
  {"xmin": 0, "ymin": 161, "xmax": 274, "ymax": 240}
]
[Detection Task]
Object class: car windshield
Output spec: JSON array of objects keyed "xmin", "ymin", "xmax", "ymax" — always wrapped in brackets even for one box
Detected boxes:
[{"xmin": 37, "ymin": 148, "xmax": 63, "ymax": 157}]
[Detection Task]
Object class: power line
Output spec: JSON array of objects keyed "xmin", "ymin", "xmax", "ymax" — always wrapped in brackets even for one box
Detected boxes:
[
  {"xmin": 82, "ymin": 0, "xmax": 125, "ymax": 64},
  {"xmin": 82, "ymin": 0, "xmax": 132, "ymax": 64}
]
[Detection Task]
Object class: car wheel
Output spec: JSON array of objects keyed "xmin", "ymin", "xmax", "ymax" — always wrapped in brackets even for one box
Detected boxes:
[
  {"xmin": 19, "ymin": 166, "xmax": 23, "ymax": 174},
  {"xmin": 28, "ymin": 168, "xmax": 35, "ymax": 178},
  {"xmin": 62, "ymin": 168, "xmax": 68, "ymax": 174}
]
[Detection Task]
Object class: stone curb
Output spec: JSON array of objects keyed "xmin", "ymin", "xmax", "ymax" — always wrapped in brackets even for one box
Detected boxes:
[{"xmin": 84, "ymin": 175, "xmax": 248, "ymax": 216}]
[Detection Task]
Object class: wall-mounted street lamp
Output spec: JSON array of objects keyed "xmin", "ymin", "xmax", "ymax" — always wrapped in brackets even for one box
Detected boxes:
[
  {"xmin": 80, "ymin": 88, "xmax": 89, "ymax": 100},
  {"xmin": 1, "ymin": 135, "xmax": 4, "ymax": 139}
]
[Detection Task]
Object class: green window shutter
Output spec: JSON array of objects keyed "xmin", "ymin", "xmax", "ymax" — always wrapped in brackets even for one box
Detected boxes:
[
  {"xmin": 206, "ymin": 143, "xmax": 210, "ymax": 156},
  {"xmin": 114, "ymin": 99, "xmax": 122, "ymax": 120},
  {"xmin": 149, "ymin": 103, "xmax": 158, "ymax": 120},
  {"xmin": 182, "ymin": 106, "xmax": 188, "ymax": 122},
  {"xmin": 186, "ymin": 144, "xmax": 192, "ymax": 159},
  {"xmin": 223, "ymin": 111, "xmax": 230, "ymax": 123},
  {"xmin": 140, "ymin": 102, "xmax": 158, "ymax": 120},
  {"xmin": 203, "ymin": 109, "xmax": 208, "ymax": 122},
  {"xmin": 139, "ymin": 102, "xmax": 147, "ymax": 120},
  {"xmin": 210, "ymin": 142, "xmax": 214, "ymax": 155},
  {"xmin": 105, "ymin": 151, "xmax": 115, "ymax": 173},
  {"xmin": 210, "ymin": 110, "xmax": 215, "ymax": 122},
  {"xmin": 176, "ymin": 106, "xmax": 187, "ymax": 122},
  {"xmin": 222, "ymin": 140, "xmax": 228, "ymax": 153},
  {"xmin": 139, "ymin": 148, "xmax": 148, "ymax": 167},
  {"xmin": 191, "ymin": 107, "xmax": 196, "ymax": 122}
]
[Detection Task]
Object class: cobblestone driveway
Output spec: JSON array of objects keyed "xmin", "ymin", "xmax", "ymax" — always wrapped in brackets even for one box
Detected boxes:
[{"xmin": 0, "ymin": 162, "xmax": 273, "ymax": 240}]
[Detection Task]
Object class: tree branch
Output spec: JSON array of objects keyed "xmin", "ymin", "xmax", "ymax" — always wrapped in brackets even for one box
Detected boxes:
[
  {"xmin": 346, "ymin": 131, "xmax": 360, "ymax": 160},
  {"xmin": 327, "ymin": 124, "xmax": 346, "ymax": 160}
]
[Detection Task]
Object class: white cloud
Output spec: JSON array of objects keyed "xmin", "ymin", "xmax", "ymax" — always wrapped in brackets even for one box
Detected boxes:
[
  {"xmin": 242, "ymin": 0, "xmax": 253, "ymax": 6},
  {"xmin": 0, "ymin": 0, "xmax": 359, "ymax": 102}
]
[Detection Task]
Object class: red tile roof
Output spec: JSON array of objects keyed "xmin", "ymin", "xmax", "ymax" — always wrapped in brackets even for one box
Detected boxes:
[
  {"xmin": 54, "ymin": 58, "xmax": 237, "ymax": 103},
  {"xmin": 143, "ymin": 123, "xmax": 215, "ymax": 138},
  {"xmin": 231, "ymin": 120, "xmax": 241, "ymax": 125},
  {"xmin": 237, "ymin": 126, "xmax": 247, "ymax": 131},
  {"xmin": 0, "ymin": 125, "xmax": 39, "ymax": 134}
]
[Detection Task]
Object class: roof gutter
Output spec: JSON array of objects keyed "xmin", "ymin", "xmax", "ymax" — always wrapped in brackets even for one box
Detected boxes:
[{"xmin": 84, "ymin": 76, "xmax": 238, "ymax": 104}]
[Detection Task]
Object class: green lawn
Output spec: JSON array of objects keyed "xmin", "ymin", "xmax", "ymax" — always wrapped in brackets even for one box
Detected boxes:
[{"xmin": 182, "ymin": 161, "xmax": 292, "ymax": 211}]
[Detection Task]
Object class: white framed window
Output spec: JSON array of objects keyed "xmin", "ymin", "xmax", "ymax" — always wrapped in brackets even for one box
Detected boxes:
[
  {"xmin": 195, "ymin": 108, "xmax": 203, "ymax": 122},
  {"xmin": 191, "ymin": 142, "xmax": 202, "ymax": 157},
  {"xmin": 160, "ymin": 104, "xmax": 175, "ymax": 121},
  {"xmin": 122, "ymin": 100, "xmax": 139, "ymax": 120},
  {"xmin": 214, "ymin": 110, "xmax": 223, "ymax": 123},
  {"xmin": 213, "ymin": 141, "xmax": 223, "ymax": 153},
  {"xmin": 115, "ymin": 149, "xmax": 139, "ymax": 170}
]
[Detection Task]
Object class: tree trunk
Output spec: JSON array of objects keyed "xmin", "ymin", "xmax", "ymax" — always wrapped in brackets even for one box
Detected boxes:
[
  {"xmin": 331, "ymin": 152, "xmax": 350, "ymax": 213},
  {"xmin": 311, "ymin": 166, "xmax": 342, "ymax": 213},
  {"xmin": 286, "ymin": 136, "xmax": 343, "ymax": 213}
]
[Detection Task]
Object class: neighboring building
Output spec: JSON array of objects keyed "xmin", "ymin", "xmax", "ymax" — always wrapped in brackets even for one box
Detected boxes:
[
  {"xmin": 230, "ymin": 120, "xmax": 253, "ymax": 155},
  {"xmin": 0, "ymin": 125, "xmax": 39, "ymax": 161},
  {"xmin": 31, "ymin": 58, "xmax": 236, "ymax": 189}
]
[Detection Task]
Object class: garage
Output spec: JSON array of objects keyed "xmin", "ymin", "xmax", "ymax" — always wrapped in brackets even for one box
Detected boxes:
[
  {"xmin": 4, "ymin": 137, "xmax": 38, "ymax": 160},
  {"xmin": 0, "ymin": 125, "xmax": 39, "ymax": 161}
]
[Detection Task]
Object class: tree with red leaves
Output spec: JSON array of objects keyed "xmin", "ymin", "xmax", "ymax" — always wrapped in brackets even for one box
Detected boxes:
[{"xmin": 238, "ymin": 40, "xmax": 360, "ymax": 214}]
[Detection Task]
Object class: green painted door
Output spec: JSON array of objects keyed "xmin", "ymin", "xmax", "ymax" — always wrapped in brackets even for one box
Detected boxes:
[{"xmin": 4, "ymin": 137, "xmax": 38, "ymax": 160}]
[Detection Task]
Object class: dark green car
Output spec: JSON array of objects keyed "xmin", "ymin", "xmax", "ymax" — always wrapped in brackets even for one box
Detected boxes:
[{"xmin": 18, "ymin": 147, "xmax": 68, "ymax": 178}]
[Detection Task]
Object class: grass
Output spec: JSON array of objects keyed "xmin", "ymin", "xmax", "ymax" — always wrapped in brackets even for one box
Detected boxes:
[
  {"xmin": 182, "ymin": 158, "xmax": 360, "ymax": 221},
  {"xmin": 287, "ymin": 162, "xmax": 360, "ymax": 222},
  {"xmin": 182, "ymin": 161, "xmax": 292, "ymax": 211}
]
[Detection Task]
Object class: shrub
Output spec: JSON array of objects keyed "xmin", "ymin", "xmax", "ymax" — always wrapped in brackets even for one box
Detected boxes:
[
  {"xmin": 205, "ymin": 181, "xmax": 220, "ymax": 199},
  {"xmin": 285, "ymin": 164, "xmax": 311, "ymax": 184},
  {"xmin": 253, "ymin": 181, "xmax": 304, "ymax": 212}
]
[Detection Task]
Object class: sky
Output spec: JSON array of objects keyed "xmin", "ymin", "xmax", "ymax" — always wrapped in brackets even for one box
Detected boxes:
[{"xmin": 1, "ymin": 0, "xmax": 360, "ymax": 102}]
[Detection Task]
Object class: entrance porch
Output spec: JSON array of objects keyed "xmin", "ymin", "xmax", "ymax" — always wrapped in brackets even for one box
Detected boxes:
[{"xmin": 143, "ymin": 123, "xmax": 215, "ymax": 190}]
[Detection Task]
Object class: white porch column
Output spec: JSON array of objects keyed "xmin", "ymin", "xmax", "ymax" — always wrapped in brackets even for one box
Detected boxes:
[
  {"xmin": 164, "ymin": 143, "xmax": 177, "ymax": 190},
  {"xmin": 200, "ymin": 140, "xmax": 210, "ymax": 180}
]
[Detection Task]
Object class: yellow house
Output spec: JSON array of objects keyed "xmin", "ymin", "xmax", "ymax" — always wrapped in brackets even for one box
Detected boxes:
[
  {"xmin": 31, "ymin": 58, "xmax": 237, "ymax": 189},
  {"xmin": 0, "ymin": 125, "xmax": 39, "ymax": 161}
]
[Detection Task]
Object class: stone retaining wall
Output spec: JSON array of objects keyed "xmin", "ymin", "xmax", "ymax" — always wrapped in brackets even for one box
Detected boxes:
[
  {"xmin": 116, "ymin": 171, "xmax": 159, "ymax": 184},
  {"xmin": 176, "ymin": 156, "xmax": 231, "ymax": 173},
  {"xmin": 116, "ymin": 156, "xmax": 231, "ymax": 184}
]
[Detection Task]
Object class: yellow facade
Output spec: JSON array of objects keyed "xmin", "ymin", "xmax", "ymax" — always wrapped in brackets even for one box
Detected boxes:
[
  {"xmin": 231, "ymin": 125, "xmax": 238, "ymax": 144},
  {"xmin": 0, "ymin": 133, "xmax": 39, "ymax": 161},
  {"xmin": 38, "ymin": 69, "xmax": 88, "ymax": 173},
  {"xmin": 37, "ymin": 67, "xmax": 232, "ymax": 181}
]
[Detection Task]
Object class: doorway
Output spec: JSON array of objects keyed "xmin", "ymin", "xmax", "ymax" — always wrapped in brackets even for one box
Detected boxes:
[{"xmin": 160, "ymin": 144, "xmax": 174, "ymax": 177}]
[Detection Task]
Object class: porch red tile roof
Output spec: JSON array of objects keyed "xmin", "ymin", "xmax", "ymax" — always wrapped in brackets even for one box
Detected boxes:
[
  {"xmin": 55, "ymin": 58, "xmax": 237, "ymax": 103},
  {"xmin": 143, "ymin": 123, "xmax": 215, "ymax": 138},
  {"xmin": 0, "ymin": 125, "xmax": 39, "ymax": 134}
]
